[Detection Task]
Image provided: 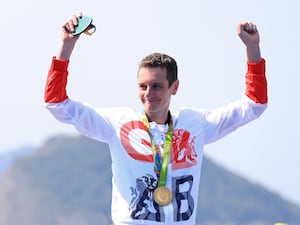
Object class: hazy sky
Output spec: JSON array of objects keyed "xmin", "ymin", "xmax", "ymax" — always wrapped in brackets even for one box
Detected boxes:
[{"xmin": 1, "ymin": 0, "xmax": 300, "ymax": 207}]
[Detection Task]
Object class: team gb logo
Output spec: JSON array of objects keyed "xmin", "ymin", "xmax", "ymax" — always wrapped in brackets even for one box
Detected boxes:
[{"xmin": 120, "ymin": 121, "xmax": 198, "ymax": 170}]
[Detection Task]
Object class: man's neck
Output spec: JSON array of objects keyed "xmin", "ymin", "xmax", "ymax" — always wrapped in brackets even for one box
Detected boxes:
[{"xmin": 145, "ymin": 111, "xmax": 171, "ymax": 125}]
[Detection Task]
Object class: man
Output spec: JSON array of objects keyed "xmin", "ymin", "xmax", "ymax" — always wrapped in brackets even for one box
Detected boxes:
[{"xmin": 44, "ymin": 13, "xmax": 267, "ymax": 225}]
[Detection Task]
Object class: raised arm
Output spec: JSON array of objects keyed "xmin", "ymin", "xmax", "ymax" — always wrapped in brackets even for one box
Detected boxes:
[
  {"xmin": 44, "ymin": 14, "xmax": 83, "ymax": 103},
  {"xmin": 237, "ymin": 22, "xmax": 268, "ymax": 104}
]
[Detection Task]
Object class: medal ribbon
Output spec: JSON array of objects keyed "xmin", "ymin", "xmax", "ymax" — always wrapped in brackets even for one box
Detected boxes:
[
  {"xmin": 142, "ymin": 112, "xmax": 173, "ymax": 187},
  {"xmin": 83, "ymin": 24, "xmax": 96, "ymax": 35}
]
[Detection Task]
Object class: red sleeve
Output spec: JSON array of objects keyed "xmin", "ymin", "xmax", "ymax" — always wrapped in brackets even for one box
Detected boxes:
[
  {"xmin": 245, "ymin": 58, "xmax": 268, "ymax": 104},
  {"xmin": 44, "ymin": 57, "xmax": 69, "ymax": 103}
]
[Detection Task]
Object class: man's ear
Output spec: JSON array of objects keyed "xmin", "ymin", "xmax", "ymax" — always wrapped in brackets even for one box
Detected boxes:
[{"xmin": 172, "ymin": 80, "xmax": 179, "ymax": 95}]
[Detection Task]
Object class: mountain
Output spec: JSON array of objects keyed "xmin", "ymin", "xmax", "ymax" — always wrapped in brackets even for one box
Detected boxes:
[
  {"xmin": 0, "ymin": 135, "xmax": 299, "ymax": 225},
  {"xmin": 0, "ymin": 145, "xmax": 34, "ymax": 176}
]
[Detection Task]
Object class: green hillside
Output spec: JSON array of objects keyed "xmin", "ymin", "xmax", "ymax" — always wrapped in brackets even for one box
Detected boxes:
[{"xmin": 0, "ymin": 135, "xmax": 299, "ymax": 225}]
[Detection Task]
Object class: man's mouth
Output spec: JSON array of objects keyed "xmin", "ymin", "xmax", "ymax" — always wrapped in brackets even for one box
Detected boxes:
[{"xmin": 143, "ymin": 98, "xmax": 159, "ymax": 103}]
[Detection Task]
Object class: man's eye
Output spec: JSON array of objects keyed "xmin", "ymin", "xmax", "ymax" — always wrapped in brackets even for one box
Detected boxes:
[
  {"xmin": 139, "ymin": 84, "xmax": 147, "ymax": 90},
  {"xmin": 153, "ymin": 84, "xmax": 162, "ymax": 89}
]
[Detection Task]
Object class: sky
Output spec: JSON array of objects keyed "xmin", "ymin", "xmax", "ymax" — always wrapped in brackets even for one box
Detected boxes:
[{"xmin": 1, "ymin": 0, "xmax": 300, "ymax": 207}]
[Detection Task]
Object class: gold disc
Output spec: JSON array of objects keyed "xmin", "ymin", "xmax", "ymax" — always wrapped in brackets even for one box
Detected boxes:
[{"xmin": 153, "ymin": 186, "xmax": 172, "ymax": 206}]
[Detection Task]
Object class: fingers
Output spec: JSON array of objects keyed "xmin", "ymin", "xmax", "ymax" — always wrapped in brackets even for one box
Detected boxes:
[
  {"xmin": 237, "ymin": 21, "xmax": 258, "ymax": 35},
  {"xmin": 237, "ymin": 21, "xmax": 260, "ymax": 48},
  {"xmin": 243, "ymin": 22, "xmax": 258, "ymax": 34},
  {"xmin": 62, "ymin": 13, "xmax": 83, "ymax": 34}
]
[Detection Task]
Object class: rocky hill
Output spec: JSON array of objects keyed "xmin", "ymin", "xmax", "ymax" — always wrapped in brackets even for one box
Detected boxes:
[{"xmin": 0, "ymin": 135, "xmax": 299, "ymax": 225}]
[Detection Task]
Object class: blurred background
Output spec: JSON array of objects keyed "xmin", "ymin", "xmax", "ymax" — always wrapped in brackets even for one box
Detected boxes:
[{"xmin": 0, "ymin": 0, "xmax": 299, "ymax": 224}]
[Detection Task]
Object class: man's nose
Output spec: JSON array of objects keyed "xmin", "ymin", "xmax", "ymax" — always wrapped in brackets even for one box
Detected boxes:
[{"xmin": 144, "ymin": 86, "xmax": 153, "ymax": 96}]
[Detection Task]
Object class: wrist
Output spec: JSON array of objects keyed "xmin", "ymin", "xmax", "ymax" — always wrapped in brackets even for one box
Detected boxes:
[
  {"xmin": 56, "ymin": 39, "xmax": 77, "ymax": 61},
  {"xmin": 246, "ymin": 44, "xmax": 261, "ymax": 63}
]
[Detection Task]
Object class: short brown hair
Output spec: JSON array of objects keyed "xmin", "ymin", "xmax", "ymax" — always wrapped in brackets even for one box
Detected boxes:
[{"xmin": 138, "ymin": 53, "xmax": 178, "ymax": 87}]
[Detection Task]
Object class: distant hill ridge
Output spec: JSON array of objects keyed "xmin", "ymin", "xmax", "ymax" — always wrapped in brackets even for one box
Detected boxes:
[
  {"xmin": 0, "ymin": 145, "xmax": 34, "ymax": 176},
  {"xmin": 0, "ymin": 135, "xmax": 299, "ymax": 225}
]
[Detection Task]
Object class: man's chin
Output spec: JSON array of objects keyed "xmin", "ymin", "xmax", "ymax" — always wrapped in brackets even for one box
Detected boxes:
[{"xmin": 143, "ymin": 107, "xmax": 159, "ymax": 116}]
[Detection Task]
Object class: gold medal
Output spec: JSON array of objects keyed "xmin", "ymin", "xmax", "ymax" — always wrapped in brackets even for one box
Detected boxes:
[{"xmin": 154, "ymin": 186, "xmax": 172, "ymax": 206}]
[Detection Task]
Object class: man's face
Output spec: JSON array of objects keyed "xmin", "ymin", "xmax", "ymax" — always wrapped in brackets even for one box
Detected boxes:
[{"xmin": 138, "ymin": 67, "xmax": 178, "ymax": 123}]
